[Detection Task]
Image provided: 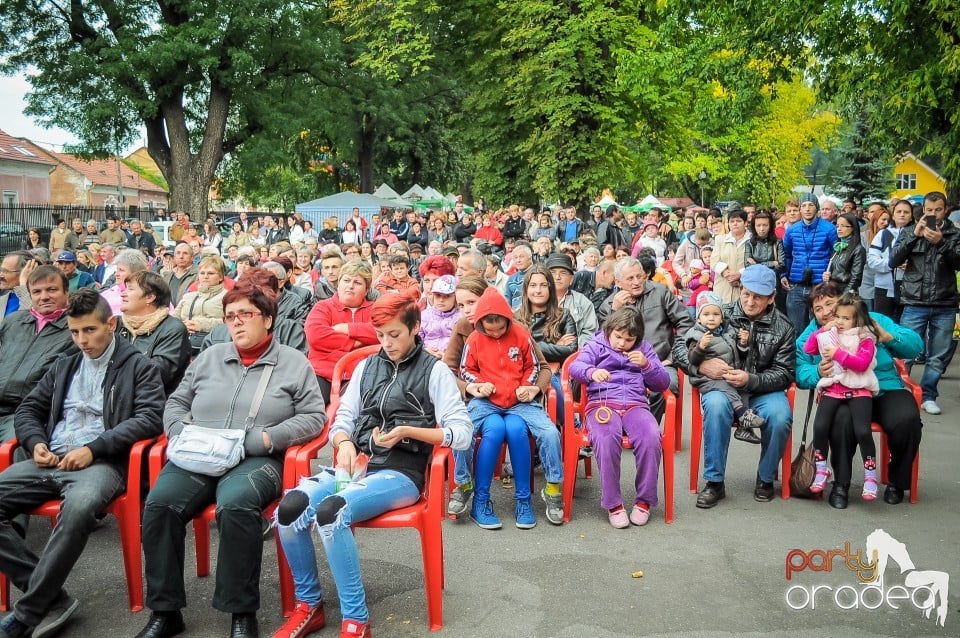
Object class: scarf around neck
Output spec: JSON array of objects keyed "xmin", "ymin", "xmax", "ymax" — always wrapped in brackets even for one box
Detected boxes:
[{"xmin": 121, "ymin": 306, "xmax": 170, "ymax": 337}]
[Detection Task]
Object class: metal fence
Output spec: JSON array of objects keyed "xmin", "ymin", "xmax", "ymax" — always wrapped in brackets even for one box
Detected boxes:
[{"xmin": 0, "ymin": 204, "xmax": 161, "ymax": 230}]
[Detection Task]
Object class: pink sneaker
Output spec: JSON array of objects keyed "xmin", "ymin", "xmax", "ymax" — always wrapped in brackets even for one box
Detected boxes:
[
  {"xmin": 810, "ymin": 467, "xmax": 830, "ymax": 494},
  {"xmin": 629, "ymin": 504, "xmax": 650, "ymax": 526},
  {"xmin": 608, "ymin": 507, "xmax": 629, "ymax": 529},
  {"xmin": 862, "ymin": 477, "xmax": 878, "ymax": 501}
]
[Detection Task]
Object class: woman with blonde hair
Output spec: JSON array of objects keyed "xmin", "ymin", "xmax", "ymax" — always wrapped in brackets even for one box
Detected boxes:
[{"xmin": 173, "ymin": 255, "xmax": 228, "ymax": 354}]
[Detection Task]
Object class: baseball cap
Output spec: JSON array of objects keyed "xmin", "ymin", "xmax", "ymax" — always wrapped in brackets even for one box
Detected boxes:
[
  {"xmin": 442, "ymin": 245, "xmax": 460, "ymax": 257},
  {"xmin": 56, "ymin": 251, "xmax": 77, "ymax": 263},
  {"xmin": 740, "ymin": 264, "xmax": 777, "ymax": 296},
  {"xmin": 431, "ymin": 275, "xmax": 457, "ymax": 296}
]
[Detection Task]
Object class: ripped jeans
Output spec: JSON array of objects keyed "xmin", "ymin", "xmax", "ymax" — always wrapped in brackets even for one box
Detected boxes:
[
  {"xmin": 142, "ymin": 456, "xmax": 283, "ymax": 613},
  {"xmin": 275, "ymin": 468, "xmax": 419, "ymax": 623}
]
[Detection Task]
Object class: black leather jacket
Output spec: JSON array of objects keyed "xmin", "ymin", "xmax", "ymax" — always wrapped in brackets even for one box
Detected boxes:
[
  {"xmin": 827, "ymin": 242, "xmax": 866, "ymax": 294},
  {"xmin": 673, "ymin": 300, "xmax": 796, "ymax": 395},
  {"xmin": 0, "ymin": 311, "xmax": 78, "ymax": 416},
  {"xmin": 744, "ymin": 239, "xmax": 784, "ymax": 274},
  {"xmin": 525, "ymin": 309, "xmax": 578, "ymax": 363},
  {"xmin": 889, "ymin": 218, "xmax": 960, "ymax": 307},
  {"xmin": 453, "ymin": 222, "xmax": 477, "ymax": 242},
  {"xmin": 502, "ymin": 217, "xmax": 527, "ymax": 240}
]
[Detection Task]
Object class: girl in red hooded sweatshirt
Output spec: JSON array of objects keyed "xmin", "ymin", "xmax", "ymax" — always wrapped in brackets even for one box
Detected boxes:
[{"xmin": 460, "ymin": 287, "xmax": 564, "ymax": 530}]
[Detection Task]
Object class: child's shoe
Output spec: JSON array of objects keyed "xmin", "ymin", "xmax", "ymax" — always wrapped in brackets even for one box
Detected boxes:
[
  {"xmin": 470, "ymin": 498, "xmax": 502, "ymax": 530},
  {"xmin": 608, "ymin": 506, "xmax": 629, "ymax": 529},
  {"xmin": 738, "ymin": 408, "xmax": 767, "ymax": 430},
  {"xmin": 446, "ymin": 484, "xmax": 473, "ymax": 518},
  {"xmin": 629, "ymin": 503, "xmax": 650, "ymax": 526},
  {"xmin": 340, "ymin": 619, "xmax": 371, "ymax": 638},
  {"xmin": 541, "ymin": 488, "xmax": 564, "ymax": 525},
  {"xmin": 811, "ymin": 461, "xmax": 830, "ymax": 494},
  {"xmin": 733, "ymin": 424, "xmax": 762, "ymax": 444},
  {"xmin": 863, "ymin": 466, "xmax": 878, "ymax": 501},
  {"xmin": 515, "ymin": 497, "xmax": 536, "ymax": 529}
]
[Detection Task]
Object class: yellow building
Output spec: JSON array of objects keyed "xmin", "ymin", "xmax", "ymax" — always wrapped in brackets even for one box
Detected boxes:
[{"xmin": 892, "ymin": 152, "xmax": 948, "ymax": 200}]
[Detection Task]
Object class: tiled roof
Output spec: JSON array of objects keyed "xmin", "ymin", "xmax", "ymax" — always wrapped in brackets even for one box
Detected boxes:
[{"xmin": 0, "ymin": 129, "xmax": 55, "ymax": 166}]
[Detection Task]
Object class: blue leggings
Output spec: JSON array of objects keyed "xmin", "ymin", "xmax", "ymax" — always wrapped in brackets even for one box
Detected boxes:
[{"xmin": 474, "ymin": 414, "xmax": 532, "ymax": 501}]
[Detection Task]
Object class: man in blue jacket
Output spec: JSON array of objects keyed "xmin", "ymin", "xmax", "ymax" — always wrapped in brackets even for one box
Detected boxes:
[
  {"xmin": 780, "ymin": 193, "xmax": 838, "ymax": 332},
  {"xmin": 0, "ymin": 289, "xmax": 164, "ymax": 638}
]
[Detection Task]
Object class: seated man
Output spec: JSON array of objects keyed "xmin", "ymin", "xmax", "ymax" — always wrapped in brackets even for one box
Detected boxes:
[
  {"xmin": 673, "ymin": 264, "xmax": 796, "ymax": 507},
  {"xmin": 0, "ymin": 266, "xmax": 78, "ymax": 441},
  {"xmin": 0, "ymin": 289, "xmax": 165, "ymax": 638}
]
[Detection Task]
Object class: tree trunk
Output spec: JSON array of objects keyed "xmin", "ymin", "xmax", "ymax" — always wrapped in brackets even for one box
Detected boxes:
[
  {"xmin": 357, "ymin": 117, "xmax": 375, "ymax": 193},
  {"xmin": 144, "ymin": 83, "xmax": 231, "ymax": 221}
]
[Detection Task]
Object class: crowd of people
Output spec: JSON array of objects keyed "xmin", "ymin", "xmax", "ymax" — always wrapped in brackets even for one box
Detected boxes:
[{"xmin": 0, "ymin": 190, "xmax": 948, "ymax": 638}]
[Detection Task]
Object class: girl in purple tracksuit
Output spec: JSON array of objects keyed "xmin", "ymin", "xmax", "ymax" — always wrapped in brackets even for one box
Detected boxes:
[{"xmin": 569, "ymin": 307, "xmax": 669, "ymax": 528}]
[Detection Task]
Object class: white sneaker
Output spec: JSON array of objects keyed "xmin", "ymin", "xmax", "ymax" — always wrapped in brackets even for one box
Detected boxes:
[{"xmin": 921, "ymin": 400, "xmax": 942, "ymax": 415}]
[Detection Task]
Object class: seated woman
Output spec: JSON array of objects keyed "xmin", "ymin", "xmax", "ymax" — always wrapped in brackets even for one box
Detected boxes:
[
  {"xmin": 138, "ymin": 282, "xmax": 326, "ymax": 638},
  {"xmin": 101, "ymin": 248, "xmax": 150, "ymax": 315},
  {"xmin": 273, "ymin": 288, "xmax": 472, "ymax": 638},
  {"xmin": 795, "ymin": 282, "xmax": 922, "ymax": 508},
  {"xmin": 116, "ymin": 270, "xmax": 191, "ymax": 395},
  {"xmin": 304, "ymin": 259, "xmax": 379, "ymax": 403},
  {"xmin": 515, "ymin": 263, "xmax": 578, "ymax": 423},
  {"xmin": 173, "ymin": 255, "xmax": 228, "ymax": 355}
]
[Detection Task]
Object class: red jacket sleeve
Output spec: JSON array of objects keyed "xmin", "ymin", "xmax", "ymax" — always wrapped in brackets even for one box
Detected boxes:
[{"xmin": 305, "ymin": 301, "xmax": 355, "ymax": 353}]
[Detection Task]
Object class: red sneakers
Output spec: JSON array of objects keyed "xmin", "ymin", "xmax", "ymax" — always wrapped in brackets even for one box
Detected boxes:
[
  {"xmin": 272, "ymin": 601, "xmax": 325, "ymax": 638},
  {"xmin": 340, "ymin": 619, "xmax": 372, "ymax": 638}
]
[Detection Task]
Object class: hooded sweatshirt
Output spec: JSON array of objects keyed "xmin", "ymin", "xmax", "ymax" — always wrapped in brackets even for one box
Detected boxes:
[{"xmin": 461, "ymin": 287, "xmax": 539, "ymax": 409}]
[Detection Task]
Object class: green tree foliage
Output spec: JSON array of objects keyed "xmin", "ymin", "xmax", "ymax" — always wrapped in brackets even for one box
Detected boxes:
[
  {"xmin": 0, "ymin": 0, "xmax": 327, "ymax": 218},
  {"xmin": 831, "ymin": 108, "xmax": 894, "ymax": 203}
]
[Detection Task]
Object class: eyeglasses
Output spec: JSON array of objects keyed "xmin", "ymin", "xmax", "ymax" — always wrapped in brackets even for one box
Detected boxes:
[{"xmin": 224, "ymin": 310, "xmax": 262, "ymax": 323}]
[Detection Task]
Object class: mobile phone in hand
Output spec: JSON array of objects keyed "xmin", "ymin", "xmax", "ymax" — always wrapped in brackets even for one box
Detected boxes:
[{"xmin": 924, "ymin": 215, "xmax": 937, "ymax": 227}]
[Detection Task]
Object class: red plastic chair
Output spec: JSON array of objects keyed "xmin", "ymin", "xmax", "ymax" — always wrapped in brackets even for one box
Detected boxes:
[
  {"xmin": 874, "ymin": 360, "xmax": 921, "ymax": 503},
  {"xmin": 558, "ymin": 353, "xmax": 677, "ymax": 523},
  {"xmin": 353, "ymin": 447, "xmax": 450, "ymax": 631},
  {"xmin": 688, "ymin": 384, "xmax": 796, "ymax": 498},
  {"xmin": 329, "ymin": 347, "xmax": 453, "ymax": 630},
  {"xmin": 327, "ymin": 345, "xmax": 381, "ymax": 422},
  {"xmin": 148, "ymin": 432, "xmax": 327, "ymax": 617},
  {"xmin": 0, "ymin": 436, "xmax": 156, "ymax": 612}
]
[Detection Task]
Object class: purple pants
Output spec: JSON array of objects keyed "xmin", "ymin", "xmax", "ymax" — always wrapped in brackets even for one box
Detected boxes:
[{"xmin": 584, "ymin": 402, "xmax": 661, "ymax": 510}]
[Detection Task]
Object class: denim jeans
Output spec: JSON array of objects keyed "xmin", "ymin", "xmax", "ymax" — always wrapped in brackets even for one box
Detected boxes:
[
  {"xmin": 785, "ymin": 284, "xmax": 813, "ymax": 335},
  {"xmin": 474, "ymin": 414, "xmax": 532, "ymax": 501},
  {"xmin": 900, "ymin": 305, "xmax": 955, "ymax": 402},
  {"xmin": 0, "ymin": 460, "xmax": 123, "ymax": 626},
  {"xmin": 464, "ymin": 397, "xmax": 562, "ymax": 484},
  {"xmin": 701, "ymin": 389, "xmax": 793, "ymax": 484},
  {"xmin": 142, "ymin": 456, "xmax": 283, "ymax": 613},
  {"xmin": 275, "ymin": 469, "xmax": 420, "ymax": 622}
]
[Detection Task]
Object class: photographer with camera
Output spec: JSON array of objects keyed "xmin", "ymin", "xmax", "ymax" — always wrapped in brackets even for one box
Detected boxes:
[
  {"xmin": 780, "ymin": 193, "xmax": 838, "ymax": 332},
  {"xmin": 888, "ymin": 191, "xmax": 960, "ymax": 416}
]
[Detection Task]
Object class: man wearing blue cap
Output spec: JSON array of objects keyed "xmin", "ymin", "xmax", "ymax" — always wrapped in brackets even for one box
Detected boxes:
[
  {"xmin": 780, "ymin": 193, "xmax": 837, "ymax": 331},
  {"xmin": 54, "ymin": 252, "xmax": 96, "ymax": 292},
  {"xmin": 673, "ymin": 264, "xmax": 796, "ymax": 507}
]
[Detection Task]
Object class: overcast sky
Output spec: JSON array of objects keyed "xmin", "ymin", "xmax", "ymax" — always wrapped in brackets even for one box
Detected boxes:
[{"xmin": 0, "ymin": 75, "xmax": 81, "ymax": 150}]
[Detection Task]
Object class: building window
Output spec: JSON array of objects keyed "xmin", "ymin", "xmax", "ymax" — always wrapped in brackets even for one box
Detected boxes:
[
  {"xmin": 895, "ymin": 173, "xmax": 917, "ymax": 190},
  {"xmin": 2, "ymin": 190, "xmax": 16, "ymax": 206}
]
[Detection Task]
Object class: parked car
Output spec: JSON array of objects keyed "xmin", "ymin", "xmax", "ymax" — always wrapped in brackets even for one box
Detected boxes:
[{"xmin": 0, "ymin": 222, "xmax": 28, "ymax": 257}]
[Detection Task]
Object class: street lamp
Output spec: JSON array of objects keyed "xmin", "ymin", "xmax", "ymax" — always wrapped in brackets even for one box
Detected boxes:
[{"xmin": 698, "ymin": 170, "xmax": 707, "ymax": 208}]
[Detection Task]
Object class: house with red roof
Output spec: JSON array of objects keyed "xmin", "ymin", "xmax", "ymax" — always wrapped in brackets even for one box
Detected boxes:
[{"xmin": 0, "ymin": 129, "xmax": 55, "ymax": 205}]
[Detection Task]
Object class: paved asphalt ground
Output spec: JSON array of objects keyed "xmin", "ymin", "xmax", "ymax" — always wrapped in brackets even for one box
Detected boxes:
[{"xmin": 7, "ymin": 364, "xmax": 958, "ymax": 638}]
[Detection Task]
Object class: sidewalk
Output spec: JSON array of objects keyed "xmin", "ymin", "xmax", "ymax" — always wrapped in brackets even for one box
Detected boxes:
[{"xmin": 12, "ymin": 366, "xmax": 958, "ymax": 637}]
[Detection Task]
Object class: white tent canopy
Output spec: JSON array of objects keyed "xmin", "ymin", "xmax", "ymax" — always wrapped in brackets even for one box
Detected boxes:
[
  {"xmin": 295, "ymin": 191, "xmax": 403, "ymax": 227},
  {"xmin": 638, "ymin": 194, "xmax": 668, "ymax": 208},
  {"xmin": 401, "ymin": 184, "xmax": 427, "ymax": 200},
  {"xmin": 596, "ymin": 194, "xmax": 618, "ymax": 207},
  {"xmin": 422, "ymin": 186, "xmax": 445, "ymax": 200},
  {"xmin": 372, "ymin": 183, "xmax": 401, "ymax": 200}
]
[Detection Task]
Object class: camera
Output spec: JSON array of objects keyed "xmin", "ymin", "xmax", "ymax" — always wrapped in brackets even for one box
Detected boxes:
[{"xmin": 801, "ymin": 268, "xmax": 814, "ymax": 286}]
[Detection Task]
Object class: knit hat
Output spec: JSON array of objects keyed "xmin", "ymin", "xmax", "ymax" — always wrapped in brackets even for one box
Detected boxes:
[
  {"xmin": 696, "ymin": 291, "xmax": 724, "ymax": 319},
  {"xmin": 799, "ymin": 192, "xmax": 819, "ymax": 210},
  {"xmin": 689, "ymin": 259, "xmax": 705, "ymax": 272},
  {"xmin": 431, "ymin": 275, "xmax": 457, "ymax": 296}
]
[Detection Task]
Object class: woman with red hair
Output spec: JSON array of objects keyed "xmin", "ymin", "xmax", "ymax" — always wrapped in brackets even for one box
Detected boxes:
[{"xmin": 273, "ymin": 288, "xmax": 472, "ymax": 638}]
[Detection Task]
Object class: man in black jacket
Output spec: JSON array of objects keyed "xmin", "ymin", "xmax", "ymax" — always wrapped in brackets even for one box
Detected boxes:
[
  {"xmin": 888, "ymin": 191, "xmax": 960, "ymax": 416},
  {"xmin": 673, "ymin": 264, "xmax": 796, "ymax": 508},
  {"xmin": 0, "ymin": 289, "xmax": 164, "ymax": 638}
]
